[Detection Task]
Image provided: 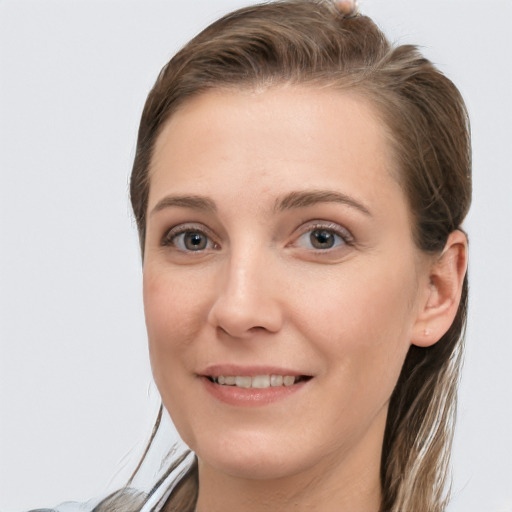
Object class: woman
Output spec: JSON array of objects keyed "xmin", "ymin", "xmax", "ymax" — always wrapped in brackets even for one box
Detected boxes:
[
  {"xmin": 29, "ymin": 0, "xmax": 471, "ymax": 511},
  {"xmin": 120, "ymin": 0, "xmax": 470, "ymax": 510}
]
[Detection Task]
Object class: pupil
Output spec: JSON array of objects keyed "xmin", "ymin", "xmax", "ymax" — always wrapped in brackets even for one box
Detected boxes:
[
  {"xmin": 311, "ymin": 229, "xmax": 334, "ymax": 249},
  {"xmin": 185, "ymin": 232, "xmax": 207, "ymax": 250}
]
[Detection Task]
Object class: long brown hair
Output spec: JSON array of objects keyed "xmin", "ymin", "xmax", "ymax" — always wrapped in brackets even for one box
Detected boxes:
[{"xmin": 127, "ymin": 1, "xmax": 471, "ymax": 510}]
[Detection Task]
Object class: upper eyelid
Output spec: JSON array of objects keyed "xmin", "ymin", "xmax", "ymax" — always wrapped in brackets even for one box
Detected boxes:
[{"xmin": 294, "ymin": 220, "xmax": 353, "ymax": 240}]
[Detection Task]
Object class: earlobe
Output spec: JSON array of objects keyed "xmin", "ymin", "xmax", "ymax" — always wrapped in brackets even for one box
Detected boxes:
[{"xmin": 411, "ymin": 230, "xmax": 468, "ymax": 348}]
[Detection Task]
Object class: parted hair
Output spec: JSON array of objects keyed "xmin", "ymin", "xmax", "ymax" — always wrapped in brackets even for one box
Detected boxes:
[{"xmin": 127, "ymin": 1, "xmax": 471, "ymax": 511}]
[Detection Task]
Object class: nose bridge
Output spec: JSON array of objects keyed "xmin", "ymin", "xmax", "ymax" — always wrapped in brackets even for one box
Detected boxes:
[
  {"xmin": 208, "ymin": 239, "xmax": 282, "ymax": 337},
  {"xmin": 229, "ymin": 240, "xmax": 265, "ymax": 298}
]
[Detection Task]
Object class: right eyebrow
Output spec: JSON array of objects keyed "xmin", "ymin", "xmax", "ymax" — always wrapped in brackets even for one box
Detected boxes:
[{"xmin": 149, "ymin": 195, "xmax": 217, "ymax": 217}]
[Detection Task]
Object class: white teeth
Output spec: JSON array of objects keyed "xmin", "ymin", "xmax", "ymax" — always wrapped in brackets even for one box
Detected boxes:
[
  {"xmin": 235, "ymin": 376, "xmax": 251, "ymax": 388},
  {"xmin": 212, "ymin": 374, "xmax": 299, "ymax": 388},
  {"xmin": 251, "ymin": 375, "xmax": 270, "ymax": 388},
  {"xmin": 270, "ymin": 374, "xmax": 283, "ymax": 386},
  {"xmin": 283, "ymin": 376, "xmax": 295, "ymax": 386}
]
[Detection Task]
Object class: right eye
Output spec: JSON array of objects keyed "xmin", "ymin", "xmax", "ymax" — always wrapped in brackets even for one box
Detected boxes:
[{"xmin": 162, "ymin": 225, "xmax": 218, "ymax": 252}]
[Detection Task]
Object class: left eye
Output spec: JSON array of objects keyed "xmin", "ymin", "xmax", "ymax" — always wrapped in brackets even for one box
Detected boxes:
[{"xmin": 297, "ymin": 228, "xmax": 345, "ymax": 250}]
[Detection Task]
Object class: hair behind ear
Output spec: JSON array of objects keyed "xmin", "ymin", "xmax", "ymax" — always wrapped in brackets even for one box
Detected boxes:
[{"xmin": 381, "ymin": 267, "xmax": 468, "ymax": 511}]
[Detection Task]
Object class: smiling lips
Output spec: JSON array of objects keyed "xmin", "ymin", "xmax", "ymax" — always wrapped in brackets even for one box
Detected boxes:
[{"xmin": 201, "ymin": 369, "xmax": 312, "ymax": 406}]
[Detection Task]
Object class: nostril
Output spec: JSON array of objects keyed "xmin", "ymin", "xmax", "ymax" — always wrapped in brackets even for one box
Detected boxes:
[{"xmin": 217, "ymin": 325, "xmax": 267, "ymax": 337}]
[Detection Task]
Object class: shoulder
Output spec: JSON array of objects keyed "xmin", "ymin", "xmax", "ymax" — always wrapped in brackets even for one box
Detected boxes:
[
  {"xmin": 27, "ymin": 499, "xmax": 100, "ymax": 512},
  {"xmin": 27, "ymin": 489, "xmax": 147, "ymax": 512},
  {"xmin": 27, "ymin": 497, "xmax": 101, "ymax": 512}
]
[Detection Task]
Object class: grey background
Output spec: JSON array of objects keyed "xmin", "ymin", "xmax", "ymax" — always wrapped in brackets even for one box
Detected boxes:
[{"xmin": 1, "ymin": 1, "xmax": 511, "ymax": 511}]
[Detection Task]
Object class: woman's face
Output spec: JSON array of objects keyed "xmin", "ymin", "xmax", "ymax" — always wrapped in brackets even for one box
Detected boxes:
[{"xmin": 143, "ymin": 86, "xmax": 430, "ymax": 481}]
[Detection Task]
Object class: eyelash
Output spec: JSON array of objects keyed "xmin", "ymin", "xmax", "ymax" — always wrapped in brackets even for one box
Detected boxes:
[{"xmin": 160, "ymin": 221, "xmax": 353, "ymax": 253}]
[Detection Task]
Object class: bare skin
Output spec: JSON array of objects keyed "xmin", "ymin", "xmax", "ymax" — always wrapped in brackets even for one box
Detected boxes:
[{"xmin": 142, "ymin": 86, "xmax": 467, "ymax": 512}]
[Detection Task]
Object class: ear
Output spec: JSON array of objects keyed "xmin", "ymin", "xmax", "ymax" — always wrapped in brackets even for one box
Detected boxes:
[{"xmin": 411, "ymin": 230, "xmax": 468, "ymax": 348}]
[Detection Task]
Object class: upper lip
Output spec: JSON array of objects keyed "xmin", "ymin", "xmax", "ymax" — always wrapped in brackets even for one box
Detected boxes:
[{"xmin": 199, "ymin": 364, "xmax": 312, "ymax": 378}]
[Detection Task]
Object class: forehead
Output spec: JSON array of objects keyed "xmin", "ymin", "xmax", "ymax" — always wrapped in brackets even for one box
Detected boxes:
[{"xmin": 148, "ymin": 85, "xmax": 402, "ymax": 215}]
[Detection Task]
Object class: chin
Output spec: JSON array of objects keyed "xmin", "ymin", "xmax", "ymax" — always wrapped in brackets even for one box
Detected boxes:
[
  {"xmin": 191, "ymin": 428, "xmax": 324, "ymax": 481},
  {"xmin": 203, "ymin": 452, "xmax": 309, "ymax": 481}
]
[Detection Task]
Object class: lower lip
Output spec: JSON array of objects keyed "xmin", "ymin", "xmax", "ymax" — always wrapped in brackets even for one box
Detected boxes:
[{"xmin": 201, "ymin": 377, "xmax": 309, "ymax": 406}]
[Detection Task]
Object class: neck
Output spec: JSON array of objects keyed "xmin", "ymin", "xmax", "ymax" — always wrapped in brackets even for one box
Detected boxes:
[
  {"xmin": 194, "ymin": 407, "xmax": 386, "ymax": 512},
  {"xmin": 195, "ymin": 463, "xmax": 381, "ymax": 512}
]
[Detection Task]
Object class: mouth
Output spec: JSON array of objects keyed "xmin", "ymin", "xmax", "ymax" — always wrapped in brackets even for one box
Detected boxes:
[
  {"xmin": 199, "ymin": 366, "xmax": 313, "ymax": 406},
  {"xmin": 206, "ymin": 374, "xmax": 313, "ymax": 389}
]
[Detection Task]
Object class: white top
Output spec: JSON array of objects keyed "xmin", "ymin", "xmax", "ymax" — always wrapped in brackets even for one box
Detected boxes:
[
  {"xmin": 46, "ymin": 456, "xmax": 191, "ymax": 512},
  {"xmin": 45, "ymin": 497, "xmax": 104, "ymax": 512}
]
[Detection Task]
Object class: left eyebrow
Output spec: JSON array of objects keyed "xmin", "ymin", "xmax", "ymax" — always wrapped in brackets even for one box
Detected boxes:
[{"xmin": 275, "ymin": 190, "xmax": 372, "ymax": 216}]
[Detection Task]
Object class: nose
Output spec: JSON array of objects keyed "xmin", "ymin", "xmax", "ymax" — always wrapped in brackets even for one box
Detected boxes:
[{"xmin": 207, "ymin": 246, "xmax": 284, "ymax": 339}]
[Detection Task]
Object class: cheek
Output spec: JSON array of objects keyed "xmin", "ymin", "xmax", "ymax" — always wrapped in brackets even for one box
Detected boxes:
[
  {"xmin": 296, "ymin": 257, "xmax": 418, "ymax": 389},
  {"xmin": 142, "ymin": 267, "xmax": 208, "ymax": 445},
  {"xmin": 142, "ymin": 265, "xmax": 207, "ymax": 380}
]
